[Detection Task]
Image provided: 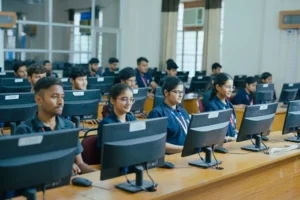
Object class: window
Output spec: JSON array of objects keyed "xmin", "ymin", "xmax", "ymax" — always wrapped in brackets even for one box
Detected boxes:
[
  {"xmin": 176, "ymin": 3, "xmax": 204, "ymax": 77},
  {"xmin": 1, "ymin": 0, "xmax": 120, "ymax": 72},
  {"xmin": 72, "ymin": 12, "xmax": 92, "ymax": 64}
]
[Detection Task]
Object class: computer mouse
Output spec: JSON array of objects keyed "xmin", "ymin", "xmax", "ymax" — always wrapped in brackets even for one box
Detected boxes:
[
  {"xmin": 214, "ymin": 147, "xmax": 228, "ymax": 154},
  {"xmin": 71, "ymin": 177, "xmax": 92, "ymax": 187},
  {"xmin": 160, "ymin": 161, "xmax": 175, "ymax": 169}
]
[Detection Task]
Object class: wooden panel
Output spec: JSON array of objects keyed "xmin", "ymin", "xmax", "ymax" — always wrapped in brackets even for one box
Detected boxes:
[
  {"xmin": 0, "ymin": 12, "xmax": 17, "ymax": 28},
  {"xmin": 184, "ymin": 1, "xmax": 205, "ymax": 9},
  {"xmin": 279, "ymin": 10, "xmax": 300, "ymax": 29},
  {"xmin": 183, "ymin": 98, "xmax": 199, "ymax": 114}
]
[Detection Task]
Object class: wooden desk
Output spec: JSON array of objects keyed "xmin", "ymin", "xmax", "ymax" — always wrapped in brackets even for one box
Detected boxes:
[
  {"xmin": 235, "ymin": 103, "xmax": 287, "ymax": 131},
  {"xmin": 21, "ymin": 131, "xmax": 300, "ymax": 200}
]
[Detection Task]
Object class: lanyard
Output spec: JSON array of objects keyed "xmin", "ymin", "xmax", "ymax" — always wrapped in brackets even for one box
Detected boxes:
[
  {"xmin": 41, "ymin": 127, "xmax": 45, "ymax": 132},
  {"xmin": 246, "ymin": 95, "xmax": 253, "ymax": 105},
  {"xmin": 141, "ymin": 76, "xmax": 148, "ymax": 87},
  {"xmin": 229, "ymin": 114, "xmax": 235, "ymax": 128},
  {"xmin": 171, "ymin": 111, "xmax": 188, "ymax": 134}
]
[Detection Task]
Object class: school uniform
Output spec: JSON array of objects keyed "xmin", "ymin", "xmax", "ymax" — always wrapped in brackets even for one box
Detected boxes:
[
  {"xmin": 102, "ymin": 68, "xmax": 116, "ymax": 76},
  {"xmin": 136, "ymin": 72, "xmax": 152, "ymax": 88},
  {"xmin": 205, "ymin": 96, "xmax": 237, "ymax": 137},
  {"xmin": 147, "ymin": 102, "xmax": 190, "ymax": 146},
  {"xmin": 15, "ymin": 113, "xmax": 83, "ymax": 155},
  {"xmin": 87, "ymin": 68, "xmax": 102, "ymax": 78},
  {"xmin": 47, "ymin": 72, "xmax": 58, "ymax": 78},
  {"xmin": 97, "ymin": 111, "xmax": 136, "ymax": 150},
  {"xmin": 234, "ymin": 88, "xmax": 254, "ymax": 105}
]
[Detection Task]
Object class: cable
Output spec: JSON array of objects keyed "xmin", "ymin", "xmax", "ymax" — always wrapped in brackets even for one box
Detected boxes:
[
  {"xmin": 145, "ymin": 164, "xmax": 157, "ymax": 192},
  {"xmin": 43, "ymin": 184, "xmax": 46, "ymax": 200},
  {"xmin": 124, "ymin": 173, "xmax": 147, "ymax": 192},
  {"xmin": 197, "ymin": 152, "xmax": 216, "ymax": 169},
  {"xmin": 211, "ymin": 145, "xmax": 224, "ymax": 170}
]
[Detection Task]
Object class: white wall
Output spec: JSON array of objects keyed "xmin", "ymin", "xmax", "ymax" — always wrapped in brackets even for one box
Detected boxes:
[
  {"xmin": 222, "ymin": 0, "xmax": 300, "ymax": 95},
  {"xmin": 119, "ymin": 0, "xmax": 162, "ymax": 68}
]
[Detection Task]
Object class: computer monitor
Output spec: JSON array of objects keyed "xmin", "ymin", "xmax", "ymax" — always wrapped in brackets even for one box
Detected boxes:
[
  {"xmin": 61, "ymin": 89, "xmax": 101, "ymax": 127},
  {"xmin": 153, "ymin": 87, "xmax": 164, "ymax": 108},
  {"xmin": 130, "ymin": 88, "xmax": 148, "ymax": 114},
  {"xmin": 0, "ymin": 128, "xmax": 80, "ymax": 200},
  {"xmin": 0, "ymin": 92, "xmax": 37, "ymax": 134},
  {"xmin": 177, "ymin": 71, "xmax": 189, "ymax": 82},
  {"xmin": 195, "ymin": 71, "xmax": 207, "ymax": 76},
  {"xmin": 100, "ymin": 118, "xmax": 167, "ymax": 193},
  {"xmin": 282, "ymin": 100, "xmax": 300, "ymax": 142},
  {"xmin": 181, "ymin": 109, "xmax": 232, "ymax": 168},
  {"xmin": 255, "ymin": 84, "xmax": 275, "ymax": 104},
  {"xmin": 189, "ymin": 76, "xmax": 211, "ymax": 94},
  {"xmin": 60, "ymin": 78, "xmax": 73, "ymax": 91},
  {"xmin": 87, "ymin": 76, "xmax": 115, "ymax": 95},
  {"xmin": 0, "ymin": 71, "xmax": 15, "ymax": 78},
  {"xmin": 278, "ymin": 83, "xmax": 300, "ymax": 105},
  {"xmin": 0, "ymin": 78, "xmax": 31, "ymax": 93},
  {"xmin": 233, "ymin": 75, "xmax": 247, "ymax": 90},
  {"xmin": 237, "ymin": 102, "xmax": 278, "ymax": 152},
  {"xmin": 154, "ymin": 71, "xmax": 167, "ymax": 84}
]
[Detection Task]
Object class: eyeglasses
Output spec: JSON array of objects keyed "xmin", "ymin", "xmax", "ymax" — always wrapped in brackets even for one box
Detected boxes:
[
  {"xmin": 171, "ymin": 90, "xmax": 184, "ymax": 95},
  {"xmin": 117, "ymin": 97, "xmax": 136, "ymax": 104},
  {"xmin": 223, "ymin": 85, "xmax": 236, "ymax": 90}
]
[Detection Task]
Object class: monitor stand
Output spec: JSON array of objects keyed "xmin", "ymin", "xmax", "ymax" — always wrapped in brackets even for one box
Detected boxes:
[
  {"xmin": 23, "ymin": 188, "xmax": 37, "ymax": 200},
  {"xmin": 116, "ymin": 165, "xmax": 156, "ymax": 193},
  {"xmin": 241, "ymin": 134, "xmax": 268, "ymax": 152},
  {"xmin": 285, "ymin": 128, "xmax": 300, "ymax": 143},
  {"xmin": 189, "ymin": 147, "xmax": 222, "ymax": 168}
]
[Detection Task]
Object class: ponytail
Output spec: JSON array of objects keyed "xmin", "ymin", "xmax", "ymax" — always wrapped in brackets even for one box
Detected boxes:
[{"xmin": 209, "ymin": 87, "xmax": 218, "ymax": 100}]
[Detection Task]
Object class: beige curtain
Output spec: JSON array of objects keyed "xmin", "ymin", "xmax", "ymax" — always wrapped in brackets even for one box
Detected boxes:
[
  {"xmin": 202, "ymin": 0, "xmax": 222, "ymax": 74},
  {"xmin": 160, "ymin": 0, "xmax": 180, "ymax": 70}
]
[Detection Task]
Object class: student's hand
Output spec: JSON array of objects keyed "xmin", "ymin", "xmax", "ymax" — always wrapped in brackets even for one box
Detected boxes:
[
  {"xmin": 147, "ymin": 92, "xmax": 154, "ymax": 99},
  {"xmin": 72, "ymin": 163, "xmax": 81, "ymax": 174},
  {"xmin": 86, "ymin": 119, "xmax": 100, "ymax": 125},
  {"xmin": 132, "ymin": 84, "xmax": 139, "ymax": 89}
]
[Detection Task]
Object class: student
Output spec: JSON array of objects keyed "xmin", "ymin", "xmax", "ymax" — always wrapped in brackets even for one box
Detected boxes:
[
  {"xmin": 16, "ymin": 77, "xmax": 96, "ymax": 174},
  {"xmin": 211, "ymin": 62, "xmax": 222, "ymax": 75},
  {"xmin": 234, "ymin": 76, "xmax": 257, "ymax": 106},
  {"xmin": 159, "ymin": 59, "xmax": 179, "ymax": 86},
  {"xmin": 119, "ymin": 67, "xmax": 138, "ymax": 88},
  {"xmin": 97, "ymin": 83, "xmax": 136, "ymax": 152},
  {"xmin": 27, "ymin": 64, "xmax": 48, "ymax": 92},
  {"xmin": 70, "ymin": 67, "xmax": 100, "ymax": 125},
  {"xmin": 44, "ymin": 60, "xmax": 58, "ymax": 78},
  {"xmin": 148, "ymin": 76, "xmax": 190, "ymax": 154},
  {"xmin": 202, "ymin": 75, "xmax": 216, "ymax": 108},
  {"xmin": 70, "ymin": 66, "xmax": 88, "ymax": 90},
  {"xmin": 136, "ymin": 57, "xmax": 157, "ymax": 89},
  {"xmin": 102, "ymin": 57, "xmax": 119, "ymax": 76},
  {"xmin": 261, "ymin": 72, "xmax": 276, "ymax": 101},
  {"xmin": 205, "ymin": 73, "xmax": 236, "ymax": 138},
  {"xmin": 13, "ymin": 61, "xmax": 27, "ymax": 78},
  {"xmin": 88, "ymin": 57, "xmax": 102, "ymax": 77}
]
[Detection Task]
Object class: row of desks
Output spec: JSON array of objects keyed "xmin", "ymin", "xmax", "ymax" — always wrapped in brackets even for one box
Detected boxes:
[
  {"xmin": 17, "ymin": 131, "xmax": 300, "ymax": 200},
  {"xmin": 98, "ymin": 97, "xmax": 287, "ymax": 132}
]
